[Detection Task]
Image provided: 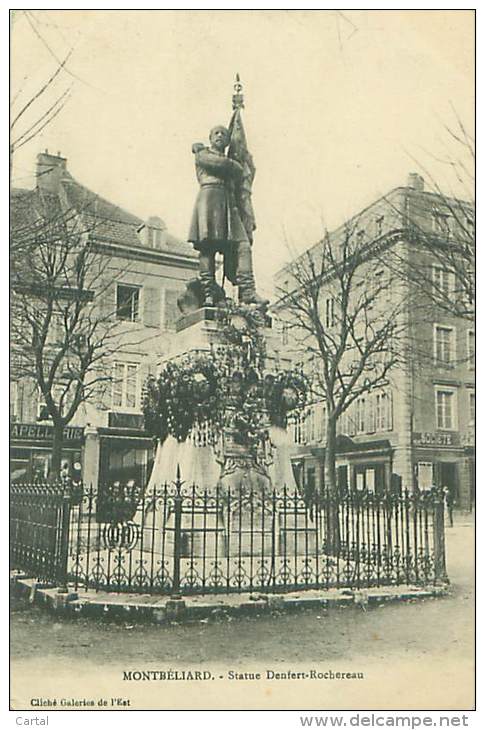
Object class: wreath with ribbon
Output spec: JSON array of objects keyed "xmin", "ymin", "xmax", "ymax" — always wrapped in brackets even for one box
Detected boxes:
[
  {"xmin": 142, "ymin": 305, "xmax": 308, "ymax": 447},
  {"xmin": 264, "ymin": 370, "xmax": 308, "ymax": 428},
  {"xmin": 143, "ymin": 354, "xmax": 223, "ymax": 443}
]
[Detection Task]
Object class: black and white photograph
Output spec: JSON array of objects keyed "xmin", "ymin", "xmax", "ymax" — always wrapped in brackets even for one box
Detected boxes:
[{"xmin": 9, "ymin": 8, "xmax": 475, "ymax": 715}]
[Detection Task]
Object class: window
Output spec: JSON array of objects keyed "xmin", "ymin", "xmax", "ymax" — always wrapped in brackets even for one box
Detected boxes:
[
  {"xmin": 282, "ymin": 322, "xmax": 289, "ymax": 346},
  {"xmin": 112, "ymin": 362, "xmax": 139, "ymax": 410},
  {"xmin": 116, "ymin": 284, "xmax": 140, "ymax": 322},
  {"xmin": 417, "ymin": 462, "xmax": 433, "ymax": 491},
  {"xmin": 468, "ymin": 330, "xmax": 474, "ymax": 369},
  {"xmin": 435, "ymin": 388, "xmax": 456, "ymax": 430},
  {"xmin": 47, "ymin": 312, "xmax": 64, "ymax": 345},
  {"xmin": 469, "ymin": 392, "xmax": 475, "ymax": 426},
  {"xmin": 38, "ymin": 384, "xmax": 67, "ymax": 419},
  {"xmin": 433, "ymin": 267, "xmax": 454, "ymax": 300},
  {"xmin": 316, "ymin": 402, "xmax": 326, "ymax": 442},
  {"xmin": 148, "ymin": 227, "xmax": 162, "ymax": 249},
  {"xmin": 375, "ymin": 391, "xmax": 393, "ymax": 431},
  {"xmin": 434, "ymin": 325, "xmax": 455, "ymax": 365},
  {"xmin": 325, "ymin": 297, "xmax": 335, "ymax": 328},
  {"xmin": 356, "ymin": 398, "xmax": 366, "ymax": 433},
  {"xmin": 365, "ymin": 468, "xmax": 375, "ymax": 493},
  {"xmin": 37, "ymin": 388, "xmax": 49, "ymax": 420},
  {"xmin": 432, "ymin": 212, "xmax": 451, "ymax": 238},
  {"xmin": 341, "ymin": 407, "xmax": 357, "ymax": 437},
  {"xmin": 366, "ymin": 396, "xmax": 375, "ymax": 433},
  {"xmin": 306, "ymin": 407, "xmax": 316, "ymax": 443},
  {"xmin": 293, "ymin": 414, "xmax": 304, "ymax": 445}
]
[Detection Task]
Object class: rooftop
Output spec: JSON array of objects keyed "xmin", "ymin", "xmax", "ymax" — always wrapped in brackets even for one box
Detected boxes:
[{"xmin": 11, "ymin": 151, "xmax": 197, "ymax": 261}]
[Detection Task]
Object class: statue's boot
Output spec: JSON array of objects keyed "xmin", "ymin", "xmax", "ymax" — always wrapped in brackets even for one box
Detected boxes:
[
  {"xmin": 199, "ymin": 251, "xmax": 217, "ymax": 307},
  {"xmin": 236, "ymin": 241, "xmax": 269, "ymax": 307}
]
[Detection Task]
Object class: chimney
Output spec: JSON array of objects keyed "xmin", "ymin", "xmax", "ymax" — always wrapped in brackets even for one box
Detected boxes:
[
  {"xmin": 36, "ymin": 150, "xmax": 67, "ymax": 193},
  {"xmin": 407, "ymin": 172, "xmax": 425, "ymax": 192}
]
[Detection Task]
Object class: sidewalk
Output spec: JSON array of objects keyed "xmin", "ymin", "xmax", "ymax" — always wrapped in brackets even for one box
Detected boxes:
[{"xmin": 11, "ymin": 572, "xmax": 449, "ymax": 624}]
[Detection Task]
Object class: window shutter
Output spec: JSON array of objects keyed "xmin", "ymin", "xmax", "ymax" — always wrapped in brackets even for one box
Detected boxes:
[
  {"xmin": 348, "ymin": 407, "xmax": 356, "ymax": 436},
  {"xmin": 388, "ymin": 390, "xmax": 393, "ymax": 431},
  {"xmin": 367, "ymin": 396, "xmax": 375, "ymax": 433},
  {"xmin": 143, "ymin": 287, "xmax": 161, "ymax": 328}
]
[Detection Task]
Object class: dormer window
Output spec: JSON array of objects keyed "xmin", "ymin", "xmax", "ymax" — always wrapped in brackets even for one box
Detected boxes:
[
  {"xmin": 432, "ymin": 211, "xmax": 451, "ymax": 238},
  {"xmin": 148, "ymin": 227, "xmax": 162, "ymax": 249},
  {"xmin": 145, "ymin": 216, "xmax": 166, "ymax": 249}
]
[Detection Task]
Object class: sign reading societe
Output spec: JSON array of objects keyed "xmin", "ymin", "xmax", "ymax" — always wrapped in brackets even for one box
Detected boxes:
[{"xmin": 412, "ymin": 431, "xmax": 460, "ymax": 447}]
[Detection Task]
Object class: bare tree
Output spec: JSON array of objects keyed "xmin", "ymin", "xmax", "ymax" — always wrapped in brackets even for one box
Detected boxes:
[
  {"xmin": 10, "ymin": 191, "xmax": 132, "ymax": 480},
  {"xmin": 383, "ymin": 116, "xmax": 474, "ymax": 322},
  {"xmin": 276, "ymin": 221, "xmax": 405, "ymax": 550},
  {"xmin": 10, "ymin": 11, "xmax": 74, "ymax": 180}
]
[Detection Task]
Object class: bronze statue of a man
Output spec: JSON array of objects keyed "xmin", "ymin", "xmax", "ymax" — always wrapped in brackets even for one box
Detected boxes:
[{"xmin": 188, "ymin": 125, "xmax": 268, "ymax": 308}]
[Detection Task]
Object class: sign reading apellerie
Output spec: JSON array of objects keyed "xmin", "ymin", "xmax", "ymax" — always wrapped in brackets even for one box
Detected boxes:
[
  {"xmin": 10, "ymin": 423, "xmax": 84, "ymax": 441},
  {"xmin": 412, "ymin": 431, "xmax": 460, "ymax": 447}
]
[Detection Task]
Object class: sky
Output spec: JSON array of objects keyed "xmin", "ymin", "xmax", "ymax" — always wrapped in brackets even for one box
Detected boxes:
[{"xmin": 10, "ymin": 10, "xmax": 475, "ymax": 299}]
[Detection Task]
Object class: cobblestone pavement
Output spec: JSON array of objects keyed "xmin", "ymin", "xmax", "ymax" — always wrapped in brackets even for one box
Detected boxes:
[{"xmin": 10, "ymin": 514, "xmax": 474, "ymax": 710}]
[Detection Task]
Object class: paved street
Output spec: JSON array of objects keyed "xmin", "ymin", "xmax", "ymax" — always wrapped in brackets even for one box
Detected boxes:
[{"xmin": 10, "ymin": 516, "xmax": 474, "ymax": 710}]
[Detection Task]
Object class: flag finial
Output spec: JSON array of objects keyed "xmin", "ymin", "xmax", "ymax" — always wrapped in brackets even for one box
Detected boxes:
[{"xmin": 232, "ymin": 73, "xmax": 244, "ymax": 111}]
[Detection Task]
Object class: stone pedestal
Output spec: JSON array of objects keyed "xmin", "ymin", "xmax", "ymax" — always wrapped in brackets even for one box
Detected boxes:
[
  {"xmin": 165, "ymin": 307, "xmax": 226, "ymax": 361},
  {"xmin": 147, "ymin": 305, "xmax": 313, "ymax": 564}
]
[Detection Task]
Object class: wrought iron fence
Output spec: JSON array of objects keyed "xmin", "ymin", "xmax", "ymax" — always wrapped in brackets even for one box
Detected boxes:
[
  {"xmin": 10, "ymin": 483, "xmax": 71, "ymax": 586},
  {"xmin": 10, "ymin": 476, "xmax": 448, "ymax": 595}
]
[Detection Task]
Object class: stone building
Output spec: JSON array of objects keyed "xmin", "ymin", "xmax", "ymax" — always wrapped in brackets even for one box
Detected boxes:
[
  {"xmin": 10, "ymin": 151, "xmax": 198, "ymax": 485},
  {"xmin": 273, "ymin": 174, "xmax": 475, "ymax": 509}
]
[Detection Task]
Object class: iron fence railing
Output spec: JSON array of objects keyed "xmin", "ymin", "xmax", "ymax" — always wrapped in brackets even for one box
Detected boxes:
[
  {"xmin": 10, "ymin": 483, "xmax": 71, "ymax": 587},
  {"xmin": 10, "ymin": 476, "xmax": 448, "ymax": 595}
]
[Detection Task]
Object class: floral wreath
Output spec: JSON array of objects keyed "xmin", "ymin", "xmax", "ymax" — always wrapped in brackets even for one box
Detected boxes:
[
  {"xmin": 143, "ymin": 305, "xmax": 308, "ymax": 448},
  {"xmin": 264, "ymin": 370, "xmax": 308, "ymax": 428},
  {"xmin": 143, "ymin": 354, "xmax": 223, "ymax": 443},
  {"xmin": 215, "ymin": 301, "xmax": 267, "ymax": 368}
]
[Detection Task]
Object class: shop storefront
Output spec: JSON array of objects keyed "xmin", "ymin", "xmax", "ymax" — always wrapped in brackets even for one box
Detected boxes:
[
  {"xmin": 291, "ymin": 436, "xmax": 398, "ymax": 496},
  {"xmin": 10, "ymin": 419, "xmax": 156, "ymax": 490},
  {"xmin": 10, "ymin": 422, "xmax": 84, "ymax": 483},
  {"xmin": 412, "ymin": 431, "xmax": 474, "ymax": 510},
  {"xmin": 98, "ymin": 425, "xmax": 155, "ymax": 487}
]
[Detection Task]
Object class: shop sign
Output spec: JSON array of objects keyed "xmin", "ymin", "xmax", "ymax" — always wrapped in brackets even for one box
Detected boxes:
[
  {"xmin": 108, "ymin": 412, "xmax": 145, "ymax": 430},
  {"xmin": 10, "ymin": 423, "xmax": 84, "ymax": 441},
  {"xmin": 412, "ymin": 431, "xmax": 460, "ymax": 447}
]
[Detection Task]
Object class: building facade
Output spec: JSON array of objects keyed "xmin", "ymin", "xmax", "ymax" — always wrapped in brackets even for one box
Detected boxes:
[
  {"xmin": 10, "ymin": 151, "xmax": 198, "ymax": 486},
  {"xmin": 273, "ymin": 174, "xmax": 475, "ymax": 509}
]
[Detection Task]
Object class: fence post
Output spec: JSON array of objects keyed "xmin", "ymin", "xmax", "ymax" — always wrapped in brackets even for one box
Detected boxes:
[
  {"xmin": 57, "ymin": 486, "xmax": 72, "ymax": 592},
  {"xmin": 172, "ymin": 466, "xmax": 183, "ymax": 597},
  {"xmin": 433, "ymin": 490, "xmax": 449, "ymax": 584}
]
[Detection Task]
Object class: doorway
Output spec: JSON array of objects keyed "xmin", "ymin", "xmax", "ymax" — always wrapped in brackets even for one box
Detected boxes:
[{"xmin": 438, "ymin": 462, "xmax": 459, "ymax": 502}]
